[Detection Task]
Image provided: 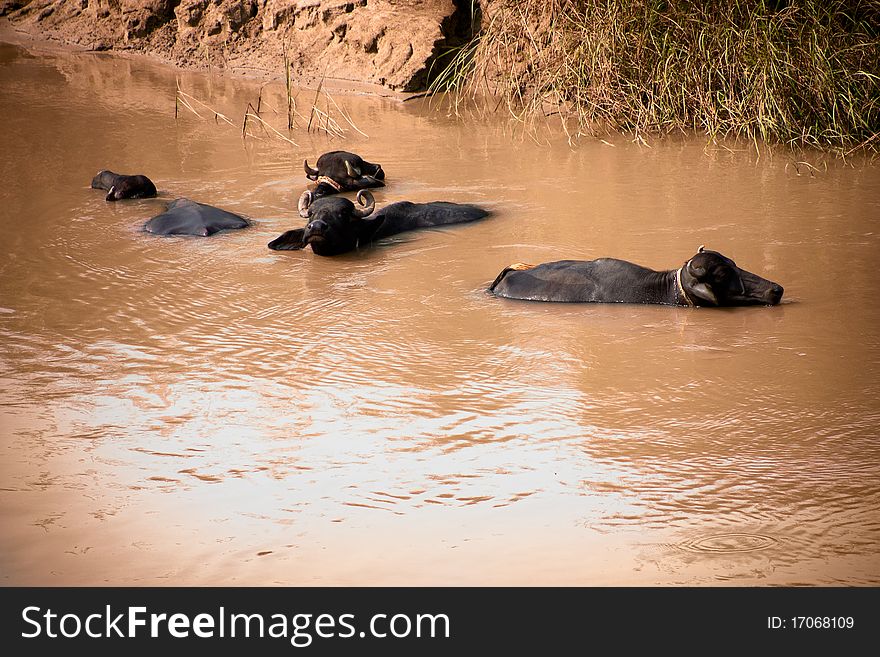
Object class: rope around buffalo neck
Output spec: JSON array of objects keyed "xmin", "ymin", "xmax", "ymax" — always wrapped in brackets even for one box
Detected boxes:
[
  {"xmin": 316, "ymin": 176, "xmax": 342, "ymax": 191},
  {"xmin": 675, "ymin": 267, "xmax": 695, "ymax": 307}
]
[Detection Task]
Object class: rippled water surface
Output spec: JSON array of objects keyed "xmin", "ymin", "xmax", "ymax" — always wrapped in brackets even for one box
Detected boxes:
[{"xmin": 1, "ymin": 40, "xmax": 879, "ymax": 585}]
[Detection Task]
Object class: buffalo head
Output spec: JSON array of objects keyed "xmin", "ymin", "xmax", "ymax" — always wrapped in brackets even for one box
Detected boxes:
[
  {"xmin": 268, "ymin": 189, "xmax": 377, "ymax": 256},
  {"xmin": 303, "ymin": 151, "xmax": 385, "ymax": 198},
  {"xmin": 679, "ymin": 246, "xmax": 784, "ymax": 306},
  {"xmin": 91, "ymin": 170, "xmax": 157, "ymax": 201}
]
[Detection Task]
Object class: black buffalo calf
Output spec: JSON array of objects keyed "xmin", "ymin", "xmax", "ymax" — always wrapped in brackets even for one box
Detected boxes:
[
  {"xmin": 490, "ymin": 247, "xmax": 784, "ymax": 307},
  {"xmin": 91, "ymin": 170, "xmax": 157, "ymax": 201},
  {"xmin": 268, "ymin": 190, "xmax": 489, "ymax": 256},
  {"xmin": 303, "ymin": 151, "xmax": 385, "ymax": 198}
]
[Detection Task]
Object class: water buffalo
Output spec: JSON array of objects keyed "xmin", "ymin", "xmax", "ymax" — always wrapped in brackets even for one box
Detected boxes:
[
  {"xmin": 303, "ymin": 151, "xmax": 385, "ymax": 198},
  {"xmin": 268, "ymin": 190, "xmax": 489, "ymax": 256},
  {"xmin": 145, "ymin": 198, "xmax": 251, "ymax": 237},
  {"xmin": 490, "ymin": 247, "xmax": 784, "ymax": 307},
  {"xmin": 91, "ymin": 170, "xmax": 157, "ymax": 201}
]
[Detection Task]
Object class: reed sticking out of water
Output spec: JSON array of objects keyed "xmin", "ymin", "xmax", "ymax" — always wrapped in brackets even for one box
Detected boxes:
[
  {"xmin": 299, "ymin": 71, "xmax": 361, "ymax": 139},
  {"xmin": 242, "ymin": 85, "xmax": 270, "ymax": 140},
  {"xmin": 175, "ymin": 52, "xmax": 366, "ymax": 145},
  {"xmin": 175, "ymin": 86, "xmax": 237, "ymax": 127},
  {"xmin": 243, "ymin": 101, "xmax": 300, "ymax": 145},
  {"xmin": 242, "ymin": 101, "xmax": 259, "ymax": 139},
  {"xmin": 306, "ymin": 73, "xmax": 326, "ymax": 134},
  {"xmin": 283, "ymin": 42, "xmax": 295, "ymax": 130},
  {"xmin": 430, "ymin": 0, "xmax": 880, "ymax": 153}
]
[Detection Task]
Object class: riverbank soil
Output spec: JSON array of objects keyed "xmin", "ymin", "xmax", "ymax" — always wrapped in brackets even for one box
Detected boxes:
[{"xmin": 0, "ymin": 0, "xmax": 478, "ymax": 91}]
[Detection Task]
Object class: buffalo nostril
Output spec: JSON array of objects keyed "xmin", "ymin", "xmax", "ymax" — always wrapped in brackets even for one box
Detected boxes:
[{"xmin": 770, "ymin": 284, "xmax": 784, "ymax": 303}]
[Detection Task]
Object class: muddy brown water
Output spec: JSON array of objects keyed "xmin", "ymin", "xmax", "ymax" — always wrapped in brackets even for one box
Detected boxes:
[{"xmin": 1, "ymin": 41, "xmax": 879, "ymax": 586}]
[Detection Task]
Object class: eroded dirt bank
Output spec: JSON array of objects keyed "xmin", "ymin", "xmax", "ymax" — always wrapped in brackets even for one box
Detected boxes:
[{"xmin": 0, "ymin": 0, "xmax": 479, "ymax": 91}]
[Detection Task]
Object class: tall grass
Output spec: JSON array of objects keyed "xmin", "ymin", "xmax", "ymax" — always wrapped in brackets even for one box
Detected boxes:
[{"xmin": 431, "ymin": 0, "xmax": 880, "ymax": 153}]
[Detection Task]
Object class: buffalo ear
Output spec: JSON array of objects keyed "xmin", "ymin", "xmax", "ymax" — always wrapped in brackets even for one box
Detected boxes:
[
  {"xmin": 684, "ymin": 256, "xmax": 717, "ymax": 305},
  {"xmin": 686, "ymin": 258, "xmax": 707, "ymax": 279},
  {"xmin": 688, "ymin": 281, "xmax": 718, "ymax": 306},
  {"xmin": 268, "ymin": 228, "xmax": 306, "ymax": 251}
]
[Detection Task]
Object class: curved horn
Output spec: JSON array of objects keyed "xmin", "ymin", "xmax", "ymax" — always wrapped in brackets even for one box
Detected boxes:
[
  {"xmin": 304, "ymin": 159, "xmax": 319, "ymax": 180},
  {"xmin": 351, "ymin": 189, "xmax": 375, "ymax": 218},
  {"xmin": 298, "ymin": 190, "xmax": 313, "ymax": 218},
  {"xmin": 344, "ymin": 160, "xmax": 361, "ymax": 178}
]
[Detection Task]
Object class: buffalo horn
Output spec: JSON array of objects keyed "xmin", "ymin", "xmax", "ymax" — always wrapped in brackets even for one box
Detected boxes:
[
  {"xmin": 352, "ymin": 190, "xmax": 375, "ymax": 218},
  {"xmin": 303, "ymin": 159, "xmax": 320, "ymax": 180},
  {"xmin": 298, "ymin": 190, "xmax": 313, "ymax": 218},
  {"xmin": 344, "ymin": 160, "xmax": 361, "ymax": 178}
]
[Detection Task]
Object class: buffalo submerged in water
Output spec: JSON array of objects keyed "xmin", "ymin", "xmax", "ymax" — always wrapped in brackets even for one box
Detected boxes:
[
  {"xmin": 267, "ymin": 190, "xmax": 490, "ymax": 256},
  {"xmin": 490, "ymin": 247, "xmax": 784, "ymax": 307},
  {"xmin": 144, "ymin": 198, "xmax": 251, "ymax": 237}
]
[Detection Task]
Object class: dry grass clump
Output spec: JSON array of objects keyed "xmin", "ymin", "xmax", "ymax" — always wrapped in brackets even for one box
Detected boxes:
[
  {"xmin": 175, "ymin": 67, "xmax": 367, "ymax": 145},
  {"xmin": 430, "ymin": 0, "xmax": 880, "ymax": 153}
]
